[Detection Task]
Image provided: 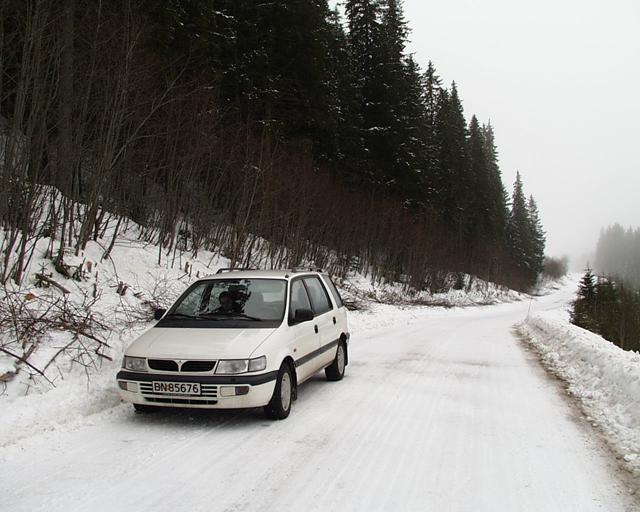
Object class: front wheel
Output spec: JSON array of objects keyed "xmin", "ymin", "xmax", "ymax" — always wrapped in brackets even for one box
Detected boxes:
[
  {"xmin": 264, "ymin": 363, "xmax": 293, "ymax": 420},
  {"xmin": 325, "ymin": 341, "xmax": 346, "ymax": 381}
]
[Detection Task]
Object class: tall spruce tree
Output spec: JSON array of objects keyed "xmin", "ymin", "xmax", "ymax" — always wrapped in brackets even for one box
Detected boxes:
[
  {"xmin": 481, "ymin": 122, "xmax": 509, "ymax": 243},
  {"xmin": 320, "ymin": 7, "xmax": 357, "ymax": 166},
  {"xmin": 421, "ymin": 61, "xmax": 443, "ymax": 204},
  {"xmin": 435, "ymin": 83, "xmax": 468, "ymax": 239},
  {"xmin": 507, "ymin": 172, "xmax": 533, "ymax": 279},
  {"xmin": 394, "ymin": 56, "xmax": 429, "ymax": 203},
  {"xmin": 527, "ymin": 195, "xmax": 546, "ymax": 275},
  {"xmin": 345, "ymin": 0, "xmax": 384, "ymax": 183},
  {"xmin": 570, "ymin": 268, "xmax": 598, "ymax": 331},
  {"xmin": 377, "ymin": 0, "xmax": 410, "ymax": 189},
  {"xmin": 466, "ymin": 115, "xmax": 491, "ymax": 247}
]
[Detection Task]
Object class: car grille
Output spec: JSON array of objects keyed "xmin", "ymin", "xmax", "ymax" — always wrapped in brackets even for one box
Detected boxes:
[
  {"xmin": 181, "ymin": 360, "xmax": 216, "ymax": 372},
  {"xmin": 144, "ymin": 397, "xmax": 219, "ymax": 406},
  {"xmin": 148, "ymin": 359, "xmax": 179, "ymax": 371},
  {"xmin": 139, "ymin": 382, "xmax": 218, "ymax": 398},
  {"xmin": 147, "ymin": 359, "xmax": 217, "ymax": 373}
]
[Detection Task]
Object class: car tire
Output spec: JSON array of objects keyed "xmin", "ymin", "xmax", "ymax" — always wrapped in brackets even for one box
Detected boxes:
[
  {"xmin": 133, "ymin": 403, "xmax": 159, "ymax": 413},
  {"xmin": 325, "ymin": 341, "xmax": 346, "ymax": 381},
  {"xmin": 264, "ymin": 363, "xmax": 293, "ymax": 420}
]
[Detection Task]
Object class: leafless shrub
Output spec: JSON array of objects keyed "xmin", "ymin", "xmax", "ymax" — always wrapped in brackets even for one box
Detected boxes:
[
  {"xmin": 114, "ymin": 271, "xmax": 185, "ymax": 328},
  {"xmin": 0, "ymin": 286, "xmax": 111, "ymax": 390}
]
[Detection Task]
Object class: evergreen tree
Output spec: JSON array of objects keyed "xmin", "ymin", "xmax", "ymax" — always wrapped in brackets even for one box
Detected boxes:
[
  {"xmin": 569, "ymin": 272, "xmax": 640, "ymax": 352},
  {"xmin": 481, "ymin": 122, "xmax": 508, "ymax": 243},
  {"xmin": 378, "ymin": 0, "xmax": 410, "ymax": 182},
  {"xmin": 593, "ymin": 277, "xmax": 620, "ymax": 344},
  {"xmin": 345, "ymin": 0, "xmax": 422, "ymax": 193},
  {"xmin": 506, "ymin": 172, "xmax": 534, "ymax": 282},
  {"xmin": 369, "ymin": 0, "xmax": 407, "ymax": 188},
  {"xmin": 527, "ymin": 195, "xmax": 546, "ymax": 274},
  {"xmin": 345, "ymin": 0, "xmax": 385, "ymax": 183},
  {"xmin": 422, "ymin": 61, "xmax": 443, "ymax": 203},
  {"xmin": 570, "ymin": 268, "xmax": 598, "ymax": 331},
  {"xmin": 214, "ymin": 1, "xmax": 334, "ymax": 143},
  {"xmin": 466, "ymin": 115, "xmax": 491, "ymax": 245},
  {"xmin": 319, "ymin": 7, "xmax": 358, "ymax": 166},
  {"xmin": 435, "ymin": 83, "xmax": 469, "ymax": 239},
  {"xmin": 394, "ymin": 55, "xmax": 429, "ymax": 203}
]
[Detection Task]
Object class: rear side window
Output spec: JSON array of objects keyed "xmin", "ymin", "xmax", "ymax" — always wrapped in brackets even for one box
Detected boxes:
[
  {"xmin": 289, "ymin": 279, "xmax": 312, "ymax": 321},
  {"xmin": 322, "ymin": 276, "xmax": 344, "ymax": 308},
  {"xmin": 303, "ymin": 276, "xmax": 333, "ymax": 315}
]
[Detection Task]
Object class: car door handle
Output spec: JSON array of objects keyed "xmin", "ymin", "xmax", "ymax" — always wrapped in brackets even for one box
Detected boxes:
[
  {"xmin": 314, "ymin": 324, "xmax": 319, "ymax": 334},
  {"xmin": 332, "ymin": 316, "xmax": 336, "ymax": 325}
]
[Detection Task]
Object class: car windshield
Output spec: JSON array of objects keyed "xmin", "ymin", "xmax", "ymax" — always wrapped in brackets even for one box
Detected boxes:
[{"xmin": 162, "ymin": 278, "xmax": 286, "ymax": 326}]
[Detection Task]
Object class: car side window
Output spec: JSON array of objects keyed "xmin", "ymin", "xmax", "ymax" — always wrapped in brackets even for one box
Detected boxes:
[
  {"xmin": 303, "ymin": 276, "xmax": 333, "ymax": 315},
  {"xmin": 289, "ymin": 279, "xmax": 312, "ymax": 321},
  {"xmin": 322, "ymin": 276, "xmax": 344, "ymax": 308}
]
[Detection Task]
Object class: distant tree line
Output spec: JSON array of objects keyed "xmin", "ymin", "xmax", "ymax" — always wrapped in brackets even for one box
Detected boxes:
[
  {"xmin": 0, "ymin": 0, "xmax": 545, "ymax": 290},
  {"xmin": 543, "ymin": 256, "xmax": 569, "ymax": 280},
  {"xmin": 595, "ymin": 224, "xmax": 640, "ymax": 289},
  {"xmin": 571, "ymin": 269, "xmax": 640, "ymax": 352}
]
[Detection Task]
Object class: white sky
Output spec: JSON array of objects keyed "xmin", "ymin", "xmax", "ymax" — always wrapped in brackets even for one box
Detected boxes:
[{"xmin": 401, "ymin": 0, "xmax": 640, "ymax": 261}]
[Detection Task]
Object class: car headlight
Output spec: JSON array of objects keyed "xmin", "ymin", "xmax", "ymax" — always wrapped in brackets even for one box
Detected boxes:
[
  {"xmin": 123, "ymin": 356, "xmax": 147, "ymax": 372},
  {"xmin": 248, "ymin": 355, "xmax": 267, "ymax": 372},
  {"xmin": 216, "ymin": 356, "xmax": 267, "ymax": 374}
]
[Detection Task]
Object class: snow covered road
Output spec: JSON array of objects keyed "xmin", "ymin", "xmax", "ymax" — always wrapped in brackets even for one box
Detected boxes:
[{"xmin": 1, "ymin": 282, "xmax": 637, "ymax": 511}]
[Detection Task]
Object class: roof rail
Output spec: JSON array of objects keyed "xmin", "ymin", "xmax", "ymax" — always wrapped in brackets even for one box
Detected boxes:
[
  {"xmin": 215, "ymin": 267, "xmax": 256, "ymax": 274},
  {"xmin": 290, "ymin": 267, "xmax": 324, "ymax": 273}
]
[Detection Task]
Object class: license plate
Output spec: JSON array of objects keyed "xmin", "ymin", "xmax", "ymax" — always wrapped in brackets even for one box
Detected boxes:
[{"xmin": 152, "ymin": 381, "xmax": 201, "ymax": 395}]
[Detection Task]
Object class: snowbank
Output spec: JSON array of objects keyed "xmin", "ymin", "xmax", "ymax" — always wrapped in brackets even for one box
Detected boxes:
[
  {"xmin": 518, "ymin": 311, "xmax": 640, "ymax": 476},
  {"xmin": 341, "ymin": 271, "xmax": 525, "ymax": 309}
]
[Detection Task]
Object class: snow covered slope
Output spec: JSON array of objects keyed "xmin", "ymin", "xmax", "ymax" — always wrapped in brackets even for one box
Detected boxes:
[{"xmin": 0, "ymin": 215, "xmax": 525, "ymax": 446}]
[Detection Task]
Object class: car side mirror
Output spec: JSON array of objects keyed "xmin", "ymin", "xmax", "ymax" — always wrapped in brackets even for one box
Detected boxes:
[
  {"xmin": 154, "ymin": 308, "xmax": 166, "ymax": 320},
  {"xmin": 293, "ymin": 308, "xmax": 314, "ymax": 323}
]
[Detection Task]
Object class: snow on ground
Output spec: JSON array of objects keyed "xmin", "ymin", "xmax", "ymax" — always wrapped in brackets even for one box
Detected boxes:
[
  {"xmin": 517, "ymin": 285, "xmax": 640, "ymax": 478},
  {"xmin": 0, "ymin": 278, "xmax": 637, "ymax": 512},
  {"xmin": 0, "ymin": 222, "xmax": 231, "ymax": 445},
  {"xmin": 0, "ymin": 211, "xmax": 527, "ymax": 447},
  {"xmin": 2, "ymin": 202, "xmax": 638, "ymax": 509},
  {"xmin": 342, "ymin": 270, "xmax": 525, "ymax": 309}
]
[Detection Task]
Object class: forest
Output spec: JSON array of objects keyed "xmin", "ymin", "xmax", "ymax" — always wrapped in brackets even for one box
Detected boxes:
[
  {"xmin": 595, "ymin": 224, "xmax": 640, "ymax": 289},
  {"xmin": 0, "ymin": 0, "xmax": 546, "ymax": 291},
  {"xmin": 571, "ymin": 226, "xmax": 640, "ymax": 352}
]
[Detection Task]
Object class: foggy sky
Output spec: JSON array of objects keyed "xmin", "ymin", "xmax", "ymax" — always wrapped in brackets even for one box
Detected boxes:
[{"xmin": 401, "ymin": 0, "xmax": 640, "ymax": 262}]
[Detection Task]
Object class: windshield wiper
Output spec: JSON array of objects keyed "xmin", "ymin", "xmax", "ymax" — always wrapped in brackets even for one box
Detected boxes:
[
  {"xmin": 226, "ymin": 313, "xmax": 263, "ymax": 321},
  {"xmin": 194, "ymin": 312, "xmax": 226, "ymax": 319},
  {"xmin": 198, "ymin": 311, "xmax": 263, "ymax": 321},
  {"xmin": 162, "ymin": 313, "xmax": 199, "ymax": 320}
]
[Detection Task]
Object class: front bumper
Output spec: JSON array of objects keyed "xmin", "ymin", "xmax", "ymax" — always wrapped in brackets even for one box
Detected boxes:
[{"xmin": 116, "ymin": 370, "xmax": 277, "ymax": 409}]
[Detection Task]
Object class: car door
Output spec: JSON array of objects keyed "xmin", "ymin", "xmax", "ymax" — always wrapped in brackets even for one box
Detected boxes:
[
  {"xmin": 288, "ymin": 278, "xmax": 321, "ymax": 383},
  {"xmin": 302, "ymin": 275, "xmax": 337, "ymax": 369},
  {"xmin": 320, "ymin": 274, "xmax": 347, "ymax": 339}
]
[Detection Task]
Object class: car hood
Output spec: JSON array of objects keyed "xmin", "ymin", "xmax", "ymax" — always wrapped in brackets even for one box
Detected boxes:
[{"xmin": 125, "ymin": 327, "xmax": 277, "ymax": 360}]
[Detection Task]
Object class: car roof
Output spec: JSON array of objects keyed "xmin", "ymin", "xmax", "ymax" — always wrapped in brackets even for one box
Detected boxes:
[{"xmin": 194, "ymin": 269, "xmax": 325, "ymax": 282}]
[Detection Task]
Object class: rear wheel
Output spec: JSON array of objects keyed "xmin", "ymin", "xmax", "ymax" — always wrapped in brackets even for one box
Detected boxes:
[
  {"xmin": 264, "ymin": 363, "xmax": 293, "ymax": 420},
  {"xmin": 325, "ymin": 341, "xmax": 346, "ymax": 381}
]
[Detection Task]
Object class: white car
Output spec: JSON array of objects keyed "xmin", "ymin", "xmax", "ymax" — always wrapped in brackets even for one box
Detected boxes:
[{"xmin": 117, "ymin": 269, "xmax": 349, "ymax": 419}]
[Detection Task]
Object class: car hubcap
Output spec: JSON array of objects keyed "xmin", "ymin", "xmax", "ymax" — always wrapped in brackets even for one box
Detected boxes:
[
  {"xmin": 337, "ymin": 345, "xmax": 345, "ymax": 374},
  {"xmin": 280, "ymin": 372, "xmax": 291, "ymax": 411}
]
